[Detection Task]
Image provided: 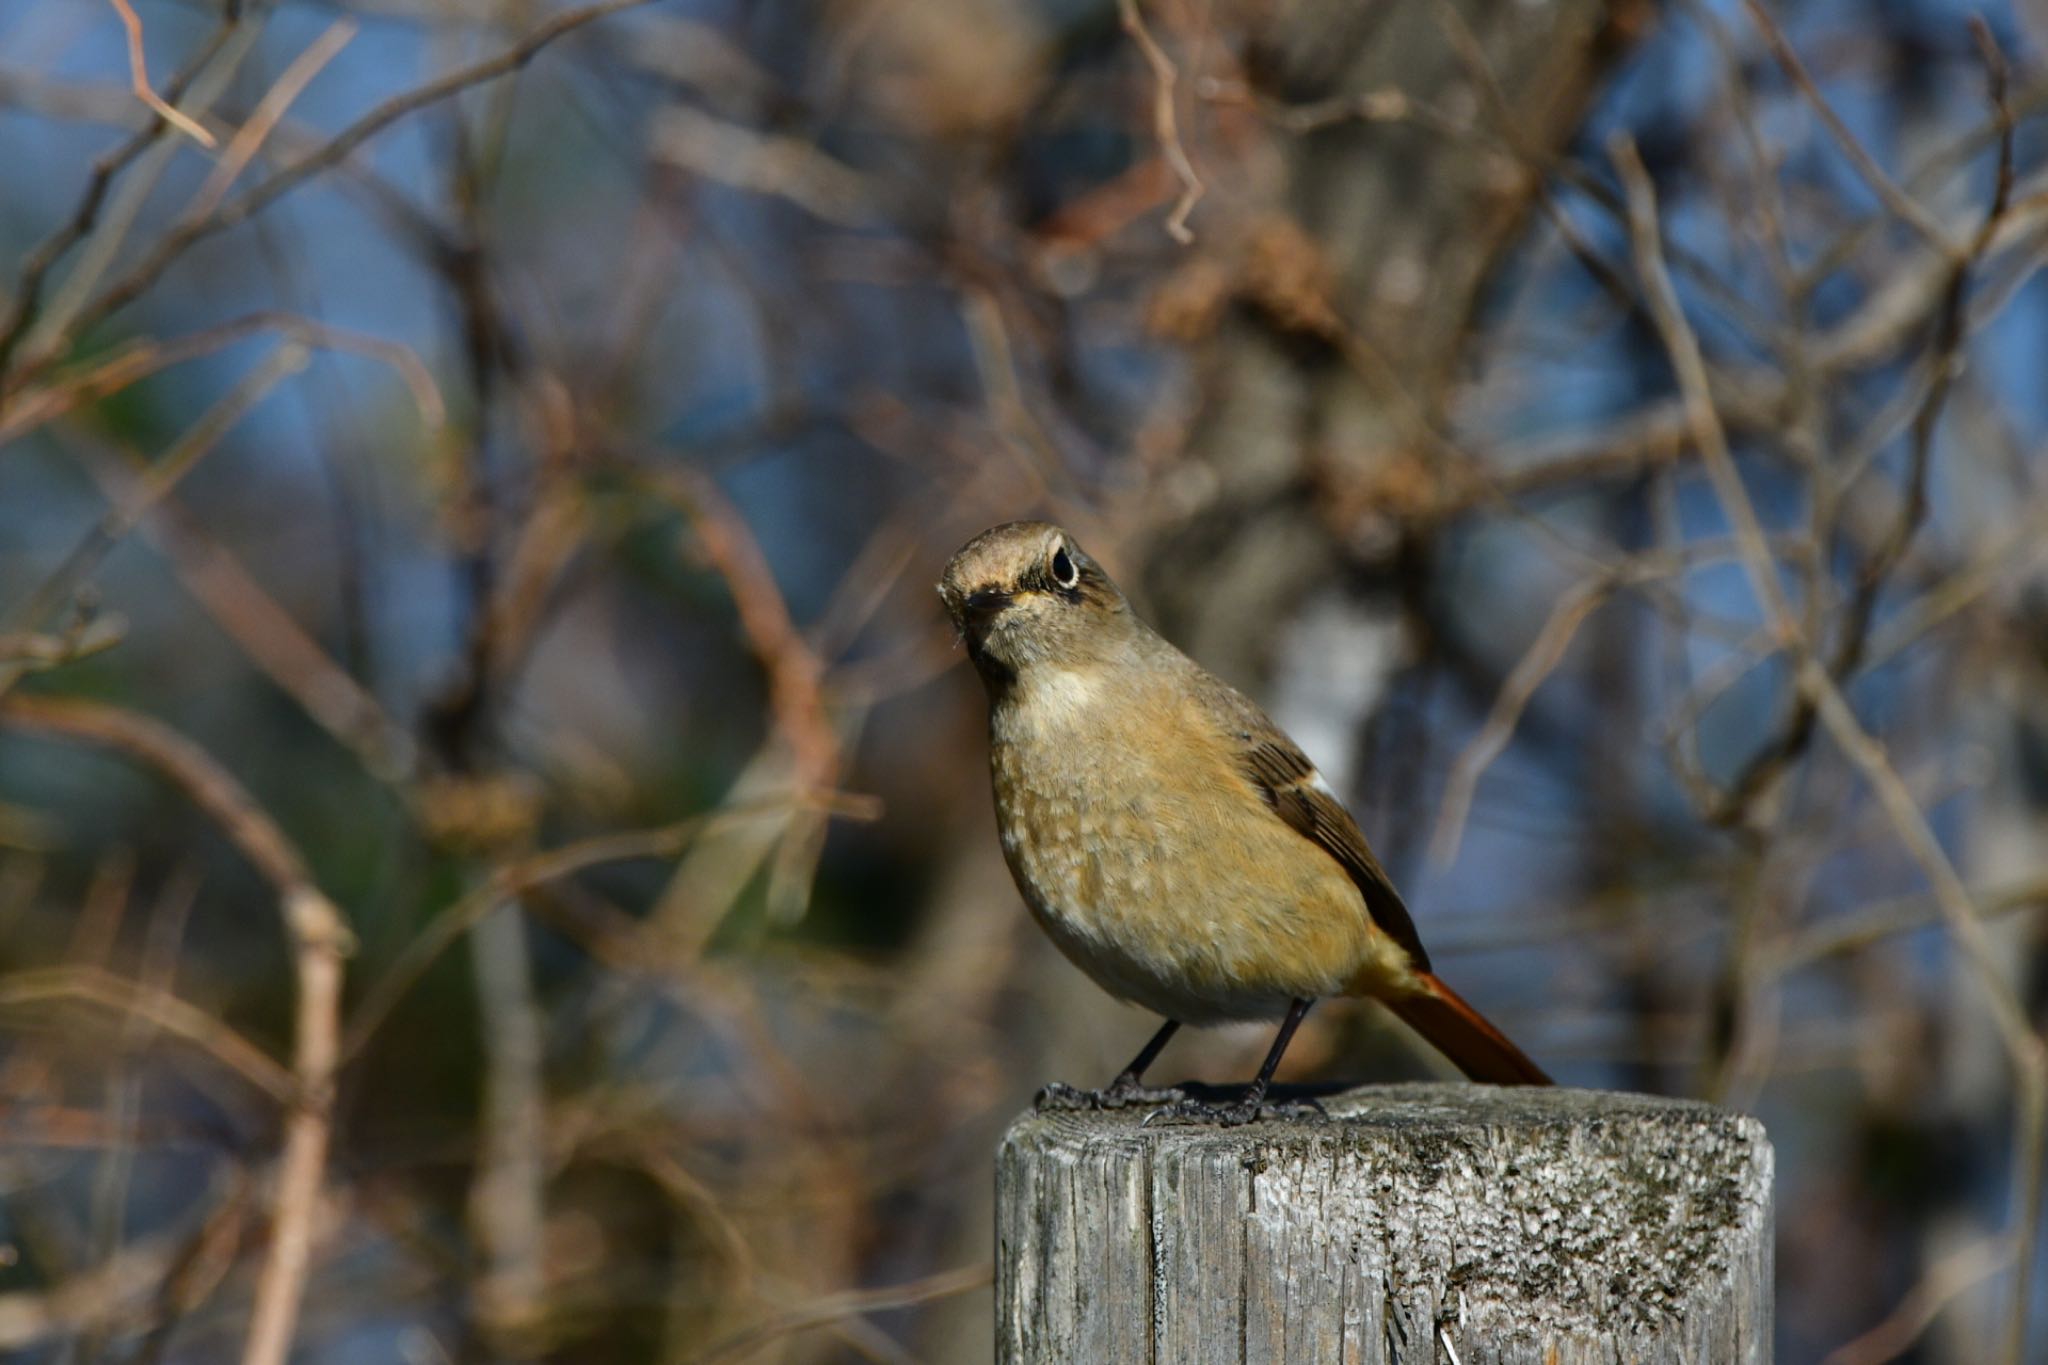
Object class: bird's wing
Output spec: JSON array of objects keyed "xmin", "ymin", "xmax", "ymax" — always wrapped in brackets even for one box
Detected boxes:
[{"xmin": 1205, "ymin": 679, "xmax": 1433, "ymax": 973}]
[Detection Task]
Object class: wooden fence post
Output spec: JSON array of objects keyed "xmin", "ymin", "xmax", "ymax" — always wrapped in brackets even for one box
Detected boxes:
[{"xmin": 996, "ymin": 1083, "xmax": 1772, "ymax": 1363}]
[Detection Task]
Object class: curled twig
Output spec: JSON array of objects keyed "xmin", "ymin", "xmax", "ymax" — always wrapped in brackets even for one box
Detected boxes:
[
  {"xmin": 106, "ymin": 0, "xmax": 217, "ymax": 148},
  {"xmin": 1118, "ymin": 0, "xmax": 1202, "ymax": 244}
]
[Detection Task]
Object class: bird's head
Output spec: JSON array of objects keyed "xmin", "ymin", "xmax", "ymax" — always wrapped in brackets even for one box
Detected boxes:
[{"xmin": 938, "ymin": 522, "xmax": 1134, "ymax": 683}]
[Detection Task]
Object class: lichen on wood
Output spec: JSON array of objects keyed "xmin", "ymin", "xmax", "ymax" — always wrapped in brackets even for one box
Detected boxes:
[{"xmin": 996, "ymin": 1084, "xmax": 1772, "ymax": 1364}]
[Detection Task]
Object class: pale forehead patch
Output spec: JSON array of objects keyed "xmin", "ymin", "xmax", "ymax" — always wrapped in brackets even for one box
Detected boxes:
[{"xmin": 943, "ymin": 522, "xmax": 1066, "ymax": 591}]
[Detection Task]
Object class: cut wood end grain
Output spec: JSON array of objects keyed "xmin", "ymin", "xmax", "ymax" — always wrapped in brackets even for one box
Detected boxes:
[{"xmin": 997, "ymin": 1084, "xmax": 1772, "ymax": 1364}]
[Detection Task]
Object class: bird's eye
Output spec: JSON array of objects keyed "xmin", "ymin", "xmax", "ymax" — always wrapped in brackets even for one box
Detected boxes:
[{"xmin": 1050, "ymin": 545, "xmax": 1079, "ymax": 590}]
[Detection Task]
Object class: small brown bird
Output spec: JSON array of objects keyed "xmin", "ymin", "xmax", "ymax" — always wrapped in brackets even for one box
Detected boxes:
[{"xmin": 939, "ymin": 521, "xmax": 1549, "ymax": 1123}]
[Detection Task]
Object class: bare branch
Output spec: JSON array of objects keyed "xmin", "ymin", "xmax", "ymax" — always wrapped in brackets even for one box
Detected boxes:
[
  {"xmin": 2, "ymin": 343, "xmax": 309, "ymax": 662},
  {"xmin": 1741, "ymin": 0, "xmax": 1956, "ymax": 258},
  {"xmin": 691, "ymin": 1263, "xmax": 992, "ymax": 1365},
  {"xmin": 1118, "ymin": 0, "xmax": 1202, "ymax": 244},
  {"xmin": 45, "ymin": 0, "xmax": 658, "ymax": 368},
  {"xmin": 105, "ymin": 0, "xmax": 216, "ymax": 147},
  {"xmin": 0, "ymin": 695, "xmax": 351, "ymax": 1365},
  {"xmin": 185, "ymin": 18, "xmax": 359, "ymax": 223},
  {"xmin": 0, "ymin": 967, "xmax": 291, "ymax": 1101},
  {"xmin": 1615, "ymin": 132, "xmax": 2048, "ymax": 1365}
]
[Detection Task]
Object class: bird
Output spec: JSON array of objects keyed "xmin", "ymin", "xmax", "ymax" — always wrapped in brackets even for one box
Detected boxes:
[{"xmin": 938, "ymin": 520, "xmax": 1550, "ymax": 1124}]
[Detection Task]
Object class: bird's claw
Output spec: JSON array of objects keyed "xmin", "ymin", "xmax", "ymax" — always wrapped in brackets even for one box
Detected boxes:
[
  {"xmin": 1141, "ymin": 1093, "xmax": 1328, "ymax": 1128},
  {"xmin": 1035, "ymin": 1080, "xmax": 1189, "ymax": 1112}
]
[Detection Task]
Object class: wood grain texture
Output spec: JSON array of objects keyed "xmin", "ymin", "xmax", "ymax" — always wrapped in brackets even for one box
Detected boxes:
[{"xmin": 996, "ymin": 1084, "xmax": 1771, "ymax": 1364}]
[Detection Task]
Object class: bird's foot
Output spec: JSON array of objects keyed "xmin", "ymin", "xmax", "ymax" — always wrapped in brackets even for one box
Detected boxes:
[
  {"xmin": 1035, "ymin": 1079, "xmax": 1188, "ymax": 1112},
  {"xmin": 1141, "ymin": 1091, "xmax": 1328, "ymax": 1129}
]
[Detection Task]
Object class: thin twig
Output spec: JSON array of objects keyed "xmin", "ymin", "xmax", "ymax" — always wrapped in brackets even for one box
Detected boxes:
[
  {"xmin": 1615, "ymin": 133, "xmax": 2048, "ymax": 1365},
  {"xmin": 0, "ymin": 14, "xmax": 242, "ymax": 381},
  {"xmin": 340, "ymin": 796, "xmax": 877, "ymax": 1063},
  {"xmin": 1430, "ymin": 574, "xmax": 1617, "ymax": 864},
  {"xmin": 1777, "ymin": 876, "xmax": 2048, "ymax": 969},
  {"xmin": 53, "ymin": 0, "xmax": 658, "ymax": 358},
  {"xmin": 642, "ymin": 463, "xmax": 847, "ymax": 920},
  {"xmin": 60, "ymin": 428, "xmax": 418, "ymax": 783},
  {"xmin": 0, "ymin": 967, "xmax": 291, "ymax": 1101},
  {"xmin": 1118, "ymin": 0, "xmax": 1202, "ymax": 244},
  {"xmin": 1821, "ymin": 1236, "xmax": 2015, "ymax": 1365},
  {"xmin": 0, "ymin": 694, "xmax": 352, "ymax": 1365},
  {"xmin": 690, "ymin": 1263, "xmax": 992, "ymax": 1365},
  {"xmin": 2, "ymin": 344, "xmax": 310, "ymax": 648},
  {"xmin": 185, "ymin": 18, "xmax": 359, "ymax": 222},
  {"xmin": 106, "ymin": 0, "xmax": 217, "ymax": 147},
  {"xmin": 1741, "ymin": 0, "xmax": 1956, "ymax": 258},
  {"xmin": 0, "ymin": 310, "xmax": 444, "ymax": 448},
  {"xmin": 1710, "ymin": 22, "xmax": 2018, "ymax": 822}
]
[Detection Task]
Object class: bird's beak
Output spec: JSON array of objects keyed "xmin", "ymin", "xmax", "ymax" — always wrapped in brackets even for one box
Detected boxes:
[{"xmin": 963, "ymin": 589, "xmax": 1013, "ymax": 625}]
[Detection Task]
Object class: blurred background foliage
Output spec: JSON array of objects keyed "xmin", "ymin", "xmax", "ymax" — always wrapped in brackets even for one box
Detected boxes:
[{"xmin": 2, "ymin": 0, "xmax": 2047, "ymax": 1361}]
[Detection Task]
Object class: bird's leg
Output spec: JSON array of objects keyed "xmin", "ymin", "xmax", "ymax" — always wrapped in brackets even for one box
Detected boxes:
[
  {"xmin": 1146, "ymin": 999, "xmax": 1325, "ymax": 1128},
  {"xmin": 1035, "ymin": 1019, "xmax": 1186, "ymax": 1111},
  {"xmin": 1234, "ymin": 998, "xmax": 1319, "ymax": 1115},
  {"xmin": 1101, "ymin": 1018, "xmax": 1186, "ymax": 1106}
]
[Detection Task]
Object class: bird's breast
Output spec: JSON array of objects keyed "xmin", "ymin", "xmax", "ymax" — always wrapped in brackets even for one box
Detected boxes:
[
  {"xmin": 985, "ymin": 667, "xmax": 1378, "ymax": 1022},
  {"xmin": 988, "ymin": 668, "xmax": 1154, "ymax": 911}
]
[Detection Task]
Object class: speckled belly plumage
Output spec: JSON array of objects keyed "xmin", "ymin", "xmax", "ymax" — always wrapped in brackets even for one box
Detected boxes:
[{"xmin": 987, "ymin": 670, "xmax": 1393, "ymax": 1024}]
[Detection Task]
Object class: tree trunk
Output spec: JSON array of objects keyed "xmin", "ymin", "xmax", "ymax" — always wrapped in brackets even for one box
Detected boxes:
[{"xmin": 1143, "ymin": 0, "xmax": 1630, "ymax": 689}]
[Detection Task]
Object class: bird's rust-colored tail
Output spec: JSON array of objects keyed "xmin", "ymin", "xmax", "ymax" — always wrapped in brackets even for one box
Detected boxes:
[{"xmin": 1384, "ymin": 972, "xmax": 1552, "ymax": 1086}]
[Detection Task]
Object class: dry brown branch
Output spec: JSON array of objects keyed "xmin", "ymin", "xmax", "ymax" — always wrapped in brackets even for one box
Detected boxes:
[
  {"xmin": 239, "ymin": 880, "xmax": 347, "ymax": 1365},
  {"xmin": 1710, "ymin": 23, "xmax": 2019, "ymax": 823},
  {"xmin": 185, "ymin": 18, "xmax": 359, "ymax": 222},
  {"xmin": 1475, "ymin": 170, "xmax": 2048, "ymax": 522},
  {"xmin": 2, "ymin": 343, "xmax": 310, "ymax": 676},
  {"xmin": 1795, "ymin": 68, "xmax": 2048, "ymax": 294},
  {"xmin": 1864, "ymin": 506, "xmax": 2048, "ymax": 669},
  {"xmin": 0, "ymin": 617, "xmax": 127, "ymax": 672},
  {"xmin": 1778, "ymin": 876, "xmax": 2048, "ymax": 971},
  {"xmin": 0, "ymin": 694, "xmax": 351, "ymax": 1365},
  {"xmin": 0, "ymin": 311, "xmax": 444, "ymax": 446},
  {"xmin": 1117, "ymin": 0, "xmax": 1201, "ymax": 244},
  {"xmin": 652, "ymin": 107, "xmax": 880, "ymax": 226},
  {"xmin": 690, "ymin": 1262, "xmax": 992, "ymax": 1365},
  {"xmin": 71, "ymin": 862, "xmax": 199, "ymax": 1365},
  {"xmin": 642, "ymin": 463, "xmax": 850, "ymax": 920},
  {"xmin": 61, "ymin": 430, "xmax": 417, "ymax": 782},
  {"xmin": 0, "ymin": 697, "xmax": 312, "ymax": 899},
  {"xmin": 1615, "ymin": 133, "xmax": 2048, "ymax": 1365},
  {"xmin": 957, "ymin": 285, "xmax": 1079, "ymax": 508},
  {"xmin": 1822, "ymin": 1237, "xmax": 2016, "ymax": 1365},
  {"xmin": 658, "ymin": 471, "xmax": 836, "ymax": 799},
  {"xmin": 19, "ymin": 25, "xmax": 261, "ymax": 367},
  {"xmin": 466, "ymin": 894, "xmax": 547, "ymax": 1343},
  {"xmin": 1740, "ymin": 0, "xmax": 1955, "ymax": 258},
  {"xmin": 51, "ymin": 0, "xmax": 659, "ymax": 366},
  {"xmin": 340, "ymin": 796, "xmax": 875, "ymax": 1062},
  {"xmin": 0, "ymin": 13, "xmax": 245, "ymax": 379},
  {"xmin": 1430, "ymin": 573, "xmax": 1616, "ymax": 864},
  {"xmin": 106, "ymin": 0, "xmax": 216, "ymax": 148},
  {"xmin": 0, "ymin": 1225, "xmax": 191, "ymax": 1350},
  {"xmin": 0, "ymin": 966, "xmax": 291, "ymax": 1101}
]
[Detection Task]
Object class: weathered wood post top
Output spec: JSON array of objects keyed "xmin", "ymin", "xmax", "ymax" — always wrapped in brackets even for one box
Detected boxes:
[{"xmin": 997, "ymin": 1084, "xmax": 1772, "ymax": 1364}]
